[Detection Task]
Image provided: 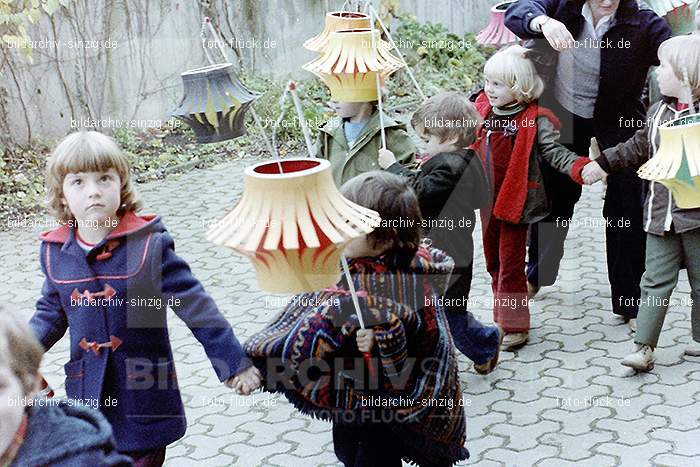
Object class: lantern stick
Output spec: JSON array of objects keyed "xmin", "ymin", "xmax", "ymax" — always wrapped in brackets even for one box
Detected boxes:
[
  {"xmin": 369, "ymin": 8, "xmax": 388, "ymax": 149},
  {"xmin": 341, "ymin": 254, "xmax": 366, "ymax": 329},
  {"xmin": 288, "ymin": 81, "xmax": 316, "ymax": 158},
  {"xmin": 341, "ymin": 253, "xmax": 376, "ymax": 378},
  {"xmin": 368, "ymin": 4, "xmax": 427, "ymax": 101}
]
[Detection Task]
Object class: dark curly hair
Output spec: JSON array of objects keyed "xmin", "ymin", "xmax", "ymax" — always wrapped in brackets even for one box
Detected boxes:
[{"xmin": 340, "ymin": 171, "xmax": 422, "ymax": 267}]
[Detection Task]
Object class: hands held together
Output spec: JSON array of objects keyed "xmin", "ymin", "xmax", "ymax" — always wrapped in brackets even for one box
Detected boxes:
[
  {"xmin": 582, "ymin": 161, "xmax": 607, "ymax": 185},
  {"xmin": 225, "ymin": 365, "xmax": 262, "ymax": 395}
]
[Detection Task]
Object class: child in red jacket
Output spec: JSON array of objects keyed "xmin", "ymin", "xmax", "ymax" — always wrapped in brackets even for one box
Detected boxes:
[{"xmin": 475, "ymin": 45, "xmax": 591, "ymax": 350}]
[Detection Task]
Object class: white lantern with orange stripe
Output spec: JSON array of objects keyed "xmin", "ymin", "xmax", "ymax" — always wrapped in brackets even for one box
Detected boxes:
[
  {"xmin": 207, "ymin": 158, "xmax": 380, "ymax": 293},
  {"xmin": 303, "ymin": 28, "xmax": 403, "ymax": 102}
]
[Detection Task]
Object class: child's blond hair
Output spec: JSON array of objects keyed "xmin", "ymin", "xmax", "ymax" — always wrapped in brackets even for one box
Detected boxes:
[
  {"xmin": 484, "ymin": 44, "xmax": 544, "ymax": 104},
  {"xmin": 658, "ymin": 35, "xmax": 700, "ymax": 101},
  {"xmin": 46, "ymin": 131, "xmax": 142, "ymax": 224},
  {"xmin": 0, "ymin": 309, "xmax": 44, "ymax": 396},
  {"xmin": 410, "ymin": 91, "xmax": 482, "ymax": 147}
]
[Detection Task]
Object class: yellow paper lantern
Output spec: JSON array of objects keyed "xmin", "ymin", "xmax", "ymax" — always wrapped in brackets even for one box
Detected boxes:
[
  {"xmin": 638, "ymin": 113, "xmax": 700, "ymax": 208},
  {"xmin": 207, "ymin": 158, "xmax": 381, "ymax": 293},
  {"xmin": 302, "ymin": 28, "xmax": 403, "ymax": 102},
  {"xmin": 303, "ymin": 11, "xmax": 371, "ymax": 52}
]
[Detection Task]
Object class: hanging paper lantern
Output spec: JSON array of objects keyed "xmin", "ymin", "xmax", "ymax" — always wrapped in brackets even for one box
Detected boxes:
[
  {"xmin": 647, "ymin": 0, "xmax": 698, "ymax": 35},
  {"xmin": 303, "ymin": 28, "xmax": 403, "ymax": 102},
  {"xmin": 476, "ymin": 1, "xmax": 520, "ymax": 47},
  {"xmin": 172, "ymin": 63, "xmax": 260, "ymax": 144},
  {"xmin": 304, "ymin": 11, "xmax": 371, "ymax": 52},
  {"xmin": 638, "ymin": 113, "xmax": 700, "ymax": 208},
  {"xmin": 207, "ymin": 158, "xmax": 381, "ymax": 293}
]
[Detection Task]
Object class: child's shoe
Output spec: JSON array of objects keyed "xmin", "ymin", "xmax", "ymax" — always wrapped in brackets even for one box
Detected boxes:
[
  {"xmin": 621, "ymin": 344, "xmax": 654, "ymax": 371},
  {"xmin": 684, "ymin": 340, "xmax": 700, "ymax": 357},
  {"xmin": 527, "ymin": 281, "xmax": 540, "ymax": 299},
  {"xmin": 627, "ymin": 318, "xmax": 637, "ymax": 332},
  {"xmin": 501, "ymin": 331, "xmax": 528, "ymax": 351},
  {"xmin": 474, "ymin": 326, "xmax": 503, "ymax": 375}
]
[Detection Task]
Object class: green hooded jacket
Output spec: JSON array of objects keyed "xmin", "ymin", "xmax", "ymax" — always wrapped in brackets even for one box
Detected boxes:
[{"xmin": 314, "ymin": 111, "xmax": 417, "ymax": 186}]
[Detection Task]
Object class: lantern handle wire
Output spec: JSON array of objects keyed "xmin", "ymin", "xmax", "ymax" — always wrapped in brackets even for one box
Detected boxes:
[
  {"xmin": 368, "ymin": 4, "xmax": 426, "ymax": 101},
  {"xmin": 341, "ymin": 254, "xmax": 377, "ymax": 379},
  {"xmin": 369, "ymin": 7, "xmax": 387, "ymax": 149},
  {"xmin": 288, "ymin": 81, "xmax": 316, "ymax": 158}
]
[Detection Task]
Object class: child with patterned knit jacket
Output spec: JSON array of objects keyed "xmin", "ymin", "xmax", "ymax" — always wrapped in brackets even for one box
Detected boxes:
[
  {"xmin": 379, "ymin": 91, "xmax": 502, "ymax": 374},
  {"xmin": 29, "ymin": 131, "xmax": 261, "ymax": 466},
  {"xmin": 583, "ymin": 35, "xmax": 700, "ymax": 371},
  {"xmin": 245, "ymin": 171, "xmax": 468, "ymax": 467},
  {"xmin": 474, "ymin": 45, "xmax": 591, "ymax": 350}
]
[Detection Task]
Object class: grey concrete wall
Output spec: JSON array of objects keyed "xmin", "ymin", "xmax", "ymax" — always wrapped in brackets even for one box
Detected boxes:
[{"xmin": 1, "ymin": 0, "xmax": 502, "ymax": 144}]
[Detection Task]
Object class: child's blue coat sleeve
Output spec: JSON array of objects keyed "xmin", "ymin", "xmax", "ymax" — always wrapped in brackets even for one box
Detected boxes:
[
  {"xmin": 154, "ymin": 230, "xmax": 251, "ymax": 381},
  {"xmin": 30, "ymin": 244, "xmax": 68, "ymax": 350}
]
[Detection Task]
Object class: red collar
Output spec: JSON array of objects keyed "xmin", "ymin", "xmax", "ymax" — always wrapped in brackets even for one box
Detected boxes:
[{"xmin": 40, "ymin": 211, "xmax": 159, "ymax": 244}]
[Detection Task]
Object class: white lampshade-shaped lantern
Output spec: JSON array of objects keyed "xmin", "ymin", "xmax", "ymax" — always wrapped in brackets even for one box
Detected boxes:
[
  {"xmin": 304, "ymin": 11, "xmax": 371, "ymax": 52},
  {"xmin": 638, "ymin": 114, "xmax": 700, "ymax": 208},
  {"xmin": 646, "ymin": 0, "xmax": 698, "ymax": 35},
  {"xmin": 303, "ymin": 28, "xmax": 403, "ymax": 102},
  {"xmin": 207, "ymin": 158, "xmax": 381, "ymax": 293}
]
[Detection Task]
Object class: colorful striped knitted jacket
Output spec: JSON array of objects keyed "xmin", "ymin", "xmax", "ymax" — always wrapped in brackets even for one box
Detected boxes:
[{"xmin": 244, "ymin": 246, "xmax": 469, "ymax": 466}]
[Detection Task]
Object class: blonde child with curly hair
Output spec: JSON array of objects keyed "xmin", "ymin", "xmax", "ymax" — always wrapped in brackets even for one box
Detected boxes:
[{"xmin": 474, "ymin": 45, "xmax": 592, "ymax": 350}]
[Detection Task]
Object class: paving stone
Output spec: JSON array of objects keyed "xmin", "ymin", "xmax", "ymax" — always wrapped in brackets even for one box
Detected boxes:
[{"xmin": 0, "ymin": 158, "xmax": 696, "ymax": 466}]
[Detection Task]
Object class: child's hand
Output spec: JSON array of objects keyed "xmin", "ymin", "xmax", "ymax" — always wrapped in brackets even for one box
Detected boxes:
[
  {"xmin": 378, "ymin": 149, "xmax": 397, "ymax": 169},
  {"xmin": 582, "ymin": 161, "xmax": 607, "ymax": 185},
  {"xmin": 356, "ymin": 329, "xmax": 375, "ymax": 353},
  {"xmin": 226, "ymin": 366, "xmax": 262, "ymax": 395}
]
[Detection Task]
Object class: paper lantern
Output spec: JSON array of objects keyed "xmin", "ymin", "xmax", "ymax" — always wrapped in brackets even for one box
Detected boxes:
[
  {"xmin": 476, "ymin": 1, "xmax": 520, "ymax": 47},
  {"xmin": 172, "ymin": 63, "xmax": 260, "ymax": 144},
  {"xmin": 647, "ymin": 0, "xmax": 698, "ymax": 34},
  {"xmin": 303, "ymin": 28, "xmax": 403, "ymax": 102},
  {"xmin": 207, "ymin": 158, "xmax": 381, "ymax": 293},
  {"xmin": 304, "ymin": 11, "xmax": 371, "ymax": 52},
  {"xmin": 638, "ymin": 113, "xmax": 700, "ymax": 208}
]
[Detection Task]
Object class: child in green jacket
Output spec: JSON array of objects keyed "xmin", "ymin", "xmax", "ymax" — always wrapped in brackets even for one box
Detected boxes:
[{"xmin": 315, "ymin": 100, "xmax": 417, "ymax": 186}]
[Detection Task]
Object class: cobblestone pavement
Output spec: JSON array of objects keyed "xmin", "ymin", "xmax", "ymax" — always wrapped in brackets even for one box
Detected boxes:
[{"xmin": 2, "ymin": 156, "xmax": 699, "ymax": 466}]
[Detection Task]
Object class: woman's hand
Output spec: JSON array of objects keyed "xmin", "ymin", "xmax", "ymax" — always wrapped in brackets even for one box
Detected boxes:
[{"xmin": 541, "ymin": 17, "xmax": 575, "ymax": 52}]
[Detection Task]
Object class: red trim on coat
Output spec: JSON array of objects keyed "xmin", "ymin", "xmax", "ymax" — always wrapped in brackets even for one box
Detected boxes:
[
  {"xmin": 45, "ymin": 233, "xmax": 153, "ymax": 284},
  {"xmin": 570, "ymin": 157, "xmax": 591, "ymax": 185},
  {"xmin": 40, "ymin": 211, "xmax": 159, "ymax": 243}
]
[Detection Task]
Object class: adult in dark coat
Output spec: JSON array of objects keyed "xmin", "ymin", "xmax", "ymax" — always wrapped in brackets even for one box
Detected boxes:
[{"xmin": 505, "ymin": 0, "xmax": 672, "ymax": 321}]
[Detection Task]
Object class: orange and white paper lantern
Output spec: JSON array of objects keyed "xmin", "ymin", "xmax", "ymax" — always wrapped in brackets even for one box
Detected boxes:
[
  {"xmin": 303, "ymin": 11, "xmax": 371, "ymax": 52},
  {"xmin": 303, "ymin": 28, "xmax": 403, "ymax": 102},
  {"xmin": 207, "ymin": 158, "xmax": 381, "ymax": 293}
]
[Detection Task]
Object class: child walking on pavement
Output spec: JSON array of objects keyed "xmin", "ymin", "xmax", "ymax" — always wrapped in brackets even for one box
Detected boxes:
[
  {"xmin": 379, "ymin": 91, "xmax": 503, "ymax": 374},
  {"xmin": 29, "ymin": 131, "xmax": 261, "ymax": 466},
  {"xmin": 474, "ymin": 45, "xmax": 591, "ymax": 350},
  {"xmin": 583, "ymin": 35, "xmax": 700, "ymax": 371},
  {"xmin": 245, "ymin": 171, "xmax": 469, "ymax": 467}
]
